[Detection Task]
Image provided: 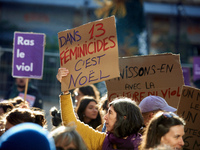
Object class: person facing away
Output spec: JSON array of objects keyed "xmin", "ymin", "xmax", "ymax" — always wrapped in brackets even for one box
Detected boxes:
[
  {"xmin": 2, "ymin": 107, "xmax": 46, "ymax": 132},
  {"xmin": 0, "ymin": 122, "xmax": 56, "ymax": 150},
  {"xmin": 140, "ymin": 111, "xmax": 185, "ymax": 150},
  {"xmin": 57, "ymin": 68, "xmax": 144, "ymax": 150},
  {"xmin": 4, "ymin": 78, "xmax": 43, "ymax": 109},
  {"xmin": 138, "ymin": 95, "xmax": 177, "ymax": 127},
  {"xmin": 50, "ymin": 125, "xmax": 87, "ymax": 150},
  {"xmin": 77, "ymin": 96, "xmax": 102, "ymax": 129}
]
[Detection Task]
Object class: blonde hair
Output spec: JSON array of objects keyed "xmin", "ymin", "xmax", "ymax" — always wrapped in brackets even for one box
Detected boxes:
[{"xmin": 50, "ymin": 125, "xmax": 87, "ymax": 150}]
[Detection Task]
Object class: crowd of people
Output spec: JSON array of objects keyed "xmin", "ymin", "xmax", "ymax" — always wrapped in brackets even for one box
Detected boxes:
[{"xmin": 0, "ymin": 67, "xmax": 192, "ymax": 150}]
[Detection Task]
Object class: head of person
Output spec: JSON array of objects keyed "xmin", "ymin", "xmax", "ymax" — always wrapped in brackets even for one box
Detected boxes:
[
  {"xmin": 77, "ymin": 96, "xmax": 102, "ymax": 129},
  {"xmin": 0, "ymin": 122, "xmax": 56, "ymax": 150},
  {"xmin": 15, "ymin": 78, "xmax": 27, "ymax": 89},
  {"xmin": 4, "ymin": 107, "xmax": 46, "ymax": 131},
  {"xmin": 0, "ymin": 100, "xmax": 14, "ymax": 115},
  {"xmin": 141, "ymin": 111, "xmax": 185, "ymax": 150},
  {"xmin": 104, "ymin": 97, "xmax": 144, "ymax": 138},
  {"xmin": 74, "ymin": 84, "xmax": 100, "ymax": 107},
  {"xmin": 50, "ymin": 125, "xmax": 87, "ymax": 150},
  {"xmin": 139, "ymin": 95, "xmax": 177, "ymax": 126}
]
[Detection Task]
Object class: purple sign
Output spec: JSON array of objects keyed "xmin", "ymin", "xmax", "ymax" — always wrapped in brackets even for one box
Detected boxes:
[
  {"xmin": 12, "ymin": 32, "xmax": 45, "ymax": 79},
  {"xmin": 182, "ymin": 67, "xmax": 191, "ymax": 86},
  {"xmin": 193, "ymin": 56, "xmax": 200, "ymax": 81}
]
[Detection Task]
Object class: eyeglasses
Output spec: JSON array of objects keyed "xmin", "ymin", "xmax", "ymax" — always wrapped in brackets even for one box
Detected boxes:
[{"xmin": 162, "ymin": 112, "xmax": 178, "ymax": 118}]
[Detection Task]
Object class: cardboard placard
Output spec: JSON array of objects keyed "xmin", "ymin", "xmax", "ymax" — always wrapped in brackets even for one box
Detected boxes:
[
  {"xmin": 106, "ymin": 53, "xmax": 184, "ymax": 108},
  {"xmin": 58, "ymin": 16, "xmax": 119, "ymax": 91},
  {"xmin": 12, "ymin": 32, "xmax": 46, "ymax": 79},
  {"xmin": 177, "ymin": 85, "xmax": 200, "ymax": 150}
]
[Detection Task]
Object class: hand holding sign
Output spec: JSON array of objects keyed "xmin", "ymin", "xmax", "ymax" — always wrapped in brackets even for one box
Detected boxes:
[
  {"xmin": 58, "ymin": 16, "xmax": 119, "ymax": 92},
  {"xmin": 12, "ymin": 32, "xmax": 45, "ymax": 106},
  {"xmin": 56, "ymin": 68, "xmax": 69, "ymax": 83}
]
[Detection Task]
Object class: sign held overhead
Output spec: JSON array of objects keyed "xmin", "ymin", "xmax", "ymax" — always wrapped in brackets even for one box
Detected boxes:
[{"xmin": 58, "ymin": 16, "xmax": 120, "ymax": 91}]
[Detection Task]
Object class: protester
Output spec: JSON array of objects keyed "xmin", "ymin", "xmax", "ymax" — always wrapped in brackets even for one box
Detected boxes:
[
  {"xmin": 140, "ymin": 111, "xmax": 185, "ymax": 150},
  {"xmin": 4, "ymin": 78, "xmax": 43, "ymax": 109},
  {"xmin": 57, "ymin": 68, "xmax": 144, "ymax": 150},
  {"xmin": 3, "ymin": 107, "xmax": 46, "ymax": 131},
  {"xmin": 139, "ymin": 95, "xmax": 177, "ymax": 127},
  {"xmin": 0, "ymin": 122, "xmax": 56, "ymax": 150},
  {"xmin": 50, "ymin": 125, "xmax": 87, "ymax": 150},
  {"xmin": 77, "ymin": 96, "xmax": 102, "ymax": 129}
]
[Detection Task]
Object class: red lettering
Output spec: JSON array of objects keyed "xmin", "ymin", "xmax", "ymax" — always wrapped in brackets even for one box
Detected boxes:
[
  {"xmin": 109, "ymin": 36, "xmax": 116, "ymax": 48},
  {"xmin": 88, "ymin": 42, "xmax": 95, "ymax": 54},
  {"xmin": 108, "ymin": 93, "xmax": 119, "ymax": 102},
  {"xmin": 103, "ymin": 37, "xmax": 109, "ymax": 51},
  {"xmin": 140, "ymin": 92, "xmax": 145, "ymax": 102},
  {"xmin": 161, "ymin": 89, "xmax": 168, "ymax": 99},
  {"xmin": 97, "ymin": 40, "xmax": 103, "ymax": 52},
  {"xmin": 60, "ymin": 50, "xmax": 70, "ymax": 66}
]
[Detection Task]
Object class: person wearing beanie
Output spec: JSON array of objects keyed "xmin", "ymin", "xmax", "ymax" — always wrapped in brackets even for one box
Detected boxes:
[
  {"xmin": 0, "ymin": 123, "xmax": 56, "ymax": 150},
  {"xmin": 138, "ymin": 95, "xmax": 177, "ymax": 128}
]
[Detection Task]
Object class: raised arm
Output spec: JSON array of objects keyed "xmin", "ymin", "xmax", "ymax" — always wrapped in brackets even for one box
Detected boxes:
[{"xmin": 57, "ymin": 68, "xmax": 106, "ymax": 150}]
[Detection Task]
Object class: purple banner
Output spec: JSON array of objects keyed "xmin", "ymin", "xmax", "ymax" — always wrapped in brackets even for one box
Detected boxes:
[
  {"xmin": 12, "ymin": 32, "xmax": 45, "ymax": 79},
  {"xmin": 193, "ymin": 56, "xmax": 200, "ymax": 81},
  {"xmin": 182, "ymin": 67, "xmax": 191, "ymax": 86}
]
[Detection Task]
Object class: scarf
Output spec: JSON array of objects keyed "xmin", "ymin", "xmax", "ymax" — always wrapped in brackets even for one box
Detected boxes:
[{"xmin": 102, "ymin": 132, "xmax": 142, "ymax": 150}]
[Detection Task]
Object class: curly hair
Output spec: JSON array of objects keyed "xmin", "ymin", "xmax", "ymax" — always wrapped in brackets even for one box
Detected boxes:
[{"xmin": 5, "ymin": 108, "xmax": 46, "ymax": 128}]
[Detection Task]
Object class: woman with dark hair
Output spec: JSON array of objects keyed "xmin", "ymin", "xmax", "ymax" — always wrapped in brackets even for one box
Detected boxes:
[
  {"xmin": 141, "ymin": 111, "xmax": 185, "ymax": 150},
  {"xmin": 57, "ymin": 68, "xmax": 144, "ymax": 150},
  {"xmin": 77, "ymin": 96, "xmax": 102, "ymax": 129}
]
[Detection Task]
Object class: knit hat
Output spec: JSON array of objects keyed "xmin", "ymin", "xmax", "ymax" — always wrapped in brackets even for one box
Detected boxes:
[
  {"xmin": 139, "ymin": 95, "xmax": 177, "ymax": 113},
  {"xmin": 0, "ymin": 123, "xmax": 56, "ymax": 150}
]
